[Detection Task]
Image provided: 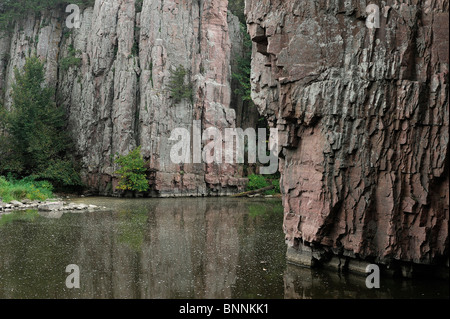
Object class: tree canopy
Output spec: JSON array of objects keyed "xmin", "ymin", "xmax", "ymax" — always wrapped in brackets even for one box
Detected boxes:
[{"xmin": 0, "ymin": 56, "xmax": 81, "ymax": 188}]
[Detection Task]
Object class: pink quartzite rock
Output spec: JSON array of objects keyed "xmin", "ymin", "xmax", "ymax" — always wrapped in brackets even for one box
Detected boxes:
[
  {"xmin": 0, "ymin": 0, "xmax": 251, "ymax": 197},
  {"xmin": 246, "ymin": 0, "xmax": 449, "ymax": 266}
]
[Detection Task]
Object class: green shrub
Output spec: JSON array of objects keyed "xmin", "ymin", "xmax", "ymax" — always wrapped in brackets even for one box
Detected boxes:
[
  {"xmin": 60, "ymin": 45, "xmax": 82, "ymax": 71},
  {"xmin": 0, "ymin": 176, "xmax": 53, "ymax": 203},
  {"xmin": 114, "ymin": 146, "xmax": 149, "ymax": 193},
  {"xmin": 247, "ymin": 174, "xmax": 269, "ymax": 191},
  {"xmin": 33, "ymin": 159, "xmax": 82, "ymax": 188},
  {"xmin": 246, "ymin": 174, "xmax": 281, "ymax": 195},
  {"xmin": 272, "ymin": 179, "xmax": 280, "ymax": 192},
  {"xmin": 264, "ymin": 179, "xmax": 280, "ymax": 195}
]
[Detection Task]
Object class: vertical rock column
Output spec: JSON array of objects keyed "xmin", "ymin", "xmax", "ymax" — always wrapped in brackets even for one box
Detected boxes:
[
  {"xmin": 197, "ymin": 0, "xmax": 243, "ymax": 192},
  {"xmin": 246, "ymin": 0, "xmax": 449, "ymax": 268},
  {"xmin": 58, "ymin": 0, "xmax": 138, "ymax": 193},
  {"xmin": 137, "ymin": 0, "xmax": 246, "ymax": 196}
]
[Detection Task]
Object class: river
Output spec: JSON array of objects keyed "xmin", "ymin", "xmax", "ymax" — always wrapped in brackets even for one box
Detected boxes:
[{"xmin": 0, "ymin": 197, "xmax": 447, "ymax": 299}]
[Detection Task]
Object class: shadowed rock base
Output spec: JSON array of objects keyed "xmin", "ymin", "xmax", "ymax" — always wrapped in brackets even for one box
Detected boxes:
[
  {"xmin": 283, "ymin": 263, "xmax": 449, "ymax": 298},
  {"xmin": 286, "ymin": 243, "xmax": 449, "ymax": 279}
]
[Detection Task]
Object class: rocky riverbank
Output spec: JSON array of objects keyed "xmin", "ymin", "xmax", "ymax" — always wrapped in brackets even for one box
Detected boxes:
[{"xmin": 0, "ymin": 198, "xmax": 105, "ymax": 214}]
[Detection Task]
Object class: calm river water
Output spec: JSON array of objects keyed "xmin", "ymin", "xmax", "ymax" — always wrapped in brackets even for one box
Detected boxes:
[{"xmin": 0, "ymin": 197, "xmax": 448, "ymax": 299}]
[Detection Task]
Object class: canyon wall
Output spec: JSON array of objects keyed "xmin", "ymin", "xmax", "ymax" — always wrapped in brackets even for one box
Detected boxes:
[
  {"xmin": 246, "ymin": 0, "xmax": 449, "ymax": 271},
  {"xmin": 0, "ymin": 0, "xmax": 252, "ymax": 196}
]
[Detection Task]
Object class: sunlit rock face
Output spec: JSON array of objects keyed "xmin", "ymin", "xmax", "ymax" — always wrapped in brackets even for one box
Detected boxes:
[
  {"xmin": 0, "ymin": 0, "xmax": 254, "ymax": 196},
  {"xmin": 246, "ymin": 0, "xmax": 448, "ymax": 268}
]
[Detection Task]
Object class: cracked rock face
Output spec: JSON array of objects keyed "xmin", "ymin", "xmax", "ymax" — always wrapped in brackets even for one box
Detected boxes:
[
  {"xmin": 0, "ymin": 0, "xmax": 251, "ymax": 196},
  {"xmin": 246, "ymin": 0, "xmax": 448, "ymax": 265}
]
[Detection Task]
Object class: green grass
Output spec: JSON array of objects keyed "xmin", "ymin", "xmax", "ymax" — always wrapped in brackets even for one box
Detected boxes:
[
  {"xmin": 246, "ymin": 174, "xmax": 280, "ymax": 195},
  {"xmin": 60, "ymin": 44, "xmax": 82, "ymax": 71},
  {"xmin": 0, "ymin": 176, "xmax": 53, "ymax": 203}
]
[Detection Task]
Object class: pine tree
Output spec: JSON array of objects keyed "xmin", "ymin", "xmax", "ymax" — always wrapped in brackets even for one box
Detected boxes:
[
  {"xmin": 1, "ymin": 56, "xmax": 81, "ymax": 187},
  {"xmin": 232, "ymin": 23, "xmax": 253, "ymax": 104}
]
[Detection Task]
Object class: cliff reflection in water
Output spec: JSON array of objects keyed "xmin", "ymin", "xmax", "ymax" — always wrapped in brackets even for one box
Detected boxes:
[
  {"xmin": 0, "ymin": 197, "xmax": 448, "ymax": 299},
  {"xmin": 0, "ymin": 197, "xmax": 286, "ymax": 298}
]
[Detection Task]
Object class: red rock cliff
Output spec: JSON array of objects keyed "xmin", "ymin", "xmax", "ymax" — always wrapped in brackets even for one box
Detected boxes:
[{"xmin": 246, "ymin": 0, "xmax": 449, "ymax": 271}]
